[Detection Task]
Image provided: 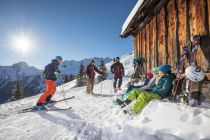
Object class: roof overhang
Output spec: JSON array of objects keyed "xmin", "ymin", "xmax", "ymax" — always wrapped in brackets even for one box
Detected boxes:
[{"xmin": 120, "ymin": 0, "xmax": 168, "ymax": 38}]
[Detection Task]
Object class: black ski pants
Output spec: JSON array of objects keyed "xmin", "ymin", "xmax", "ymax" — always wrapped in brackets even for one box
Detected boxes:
[{"xmin": 113, "ymin": 76, "xmax": 123, "ymax": 89}]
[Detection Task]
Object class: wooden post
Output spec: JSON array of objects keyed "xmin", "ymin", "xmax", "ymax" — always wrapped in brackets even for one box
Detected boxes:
[
  {"xmin": 164, "ymin": 5, "xmax": 169, "ymax": 64},
  {"xmin": 174, "ymin": 0, "xmax": 180, "ymax": 68},
  {"xmin": 186, "ymin": 0, "xmax": 191, "ymax": 45},
  {"xmin": 155, "ymin": 15, "xmax": 159, "ymax": 67},
  {"xmin": 204, "ymin": 0, "xmax": 210, "ymax": 71}
]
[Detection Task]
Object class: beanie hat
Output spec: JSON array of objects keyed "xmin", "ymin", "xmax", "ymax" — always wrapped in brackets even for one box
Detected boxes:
[
  {"xmin": 158, "ymin": 64, "xmax": 172, "ymax": 73},
  {"xmin": 152, "ymin": 67, "xmax": 159, "ymax": 73},
  {"xmin": 146, "ymin": 69, "xmax": 153, "ymax": 79},
  {"xmin": 56, "ymin": 56, "xmax": 63, "ymax": 61}
]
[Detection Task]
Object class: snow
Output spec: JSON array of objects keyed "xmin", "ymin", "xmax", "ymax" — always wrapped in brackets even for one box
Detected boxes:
[
  {"xmin": 121, "ymin": 0, "xmax": 144, "ymax": 36},
  {"xmin": 1, "ymin": 53, "xmax": 210, "ymax": 140}
]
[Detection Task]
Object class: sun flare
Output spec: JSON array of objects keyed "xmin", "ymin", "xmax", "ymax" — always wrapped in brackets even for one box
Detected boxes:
[{"xmin": 11, "ymin": 32, "xmax": 34, "ymax": 54}]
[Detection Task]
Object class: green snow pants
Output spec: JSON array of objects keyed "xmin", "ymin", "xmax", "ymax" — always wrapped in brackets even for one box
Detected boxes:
[{"xmin": 127, "ymin": 89, "xmax": 162, "ymax": 113}]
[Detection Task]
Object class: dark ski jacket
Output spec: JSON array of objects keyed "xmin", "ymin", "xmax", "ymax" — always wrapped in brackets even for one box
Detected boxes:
[
  {"xmin": 43, "ymin": 59, "xmax": 61, "ymax": 81},
  {"xmin": 86, "ymin": 64, "xmax": 102, "ymax": 78},
  {"xmin": 149, "ymin": 74, "xmax": 173, "ymax": 98},
  {"xmin": 111, "ymin": 62, "xmax": 124, "ymax": 78}
]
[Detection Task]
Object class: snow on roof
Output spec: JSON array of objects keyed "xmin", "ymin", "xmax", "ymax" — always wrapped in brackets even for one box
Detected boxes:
[{"xmin": 121, "ymin": 0, "xmax": 144, "ymax": 36}]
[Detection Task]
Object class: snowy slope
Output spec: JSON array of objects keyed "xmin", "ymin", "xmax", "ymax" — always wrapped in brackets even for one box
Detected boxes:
[
  {"xmin": 0, "ymin": 53, "xmax": 210, "ymax": 140},
  {"xmin": 59, "ymin": 57, "xmax": 112, "ymax": 75}
]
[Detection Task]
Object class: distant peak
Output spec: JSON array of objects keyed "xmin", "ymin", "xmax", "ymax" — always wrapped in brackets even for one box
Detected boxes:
[{"xmin": 12, "ymin": 62, "xmax": 29, "ymax": 68}]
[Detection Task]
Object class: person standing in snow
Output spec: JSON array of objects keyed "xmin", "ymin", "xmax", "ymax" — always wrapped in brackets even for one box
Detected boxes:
[
  {"xmin": 110, "ymin": 57, "xmax": 124, "ymax": 92},
  {"xmin": 86, "ymin": 60, "xmax": 103, "ymax": 94},
  {"xmin": 118, "ymin": 64, "xmax": 173, "ymax": 114},
  {"xmin": 35, "ymin": 56, "xmax": 63, "ymax": 110}
]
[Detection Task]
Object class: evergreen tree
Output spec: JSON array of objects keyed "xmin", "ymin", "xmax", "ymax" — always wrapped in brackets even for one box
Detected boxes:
[
  {"xmin": 69, "ymin": 74, "xmax": 75, "ymax": 81},
  {"xmin": 64, "ymin": 75, "xmax": 70, "ymax": 83},
  {"xmin": 98, "ymin": 60, "xmax": 108, "ymax": 82},
  {"xmin": 77, "ymin": 63, "xmax": 87, "ymax": 87},
  {"xmin": 11, "ymin": 80, "xmax": 24, "ymax": 101}
]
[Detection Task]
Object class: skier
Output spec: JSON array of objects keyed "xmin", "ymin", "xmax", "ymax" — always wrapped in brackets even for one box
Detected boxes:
[
  {"xmin": 133, "ymin": 57, "xmax": 142, "ymax": 79},
  {"xmin": 117, "ymin": 64, "xmax": 173, "ymax": 114},
  {"xmin": 86, "ymin": 60, "xmax": 103, "ymax": 94},
  {"xmin": 35, "ymin": 56, "xmax": 63, "ymax": 110},
  {"xmin": 110, "ymin": 57, "xmax": 125, "ymax": 92}
]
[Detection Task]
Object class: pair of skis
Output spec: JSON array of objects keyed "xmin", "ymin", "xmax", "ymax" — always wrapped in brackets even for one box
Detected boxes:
[
  {"xmin": 19, "ymin": 96, "xmax": 75, "ymax": 114},
  {"xmin": 172, "ymin": 37, "xmax": 200, "ymax": 105}
]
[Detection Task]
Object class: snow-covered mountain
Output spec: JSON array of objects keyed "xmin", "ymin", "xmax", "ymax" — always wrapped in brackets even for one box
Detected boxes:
[
  {"xmin": 0, "ymin": 62, "xmax": 42, "ymax": 81},
  {"xmin": 0, "ymin": 62, "xmax": 42, "ymax": 104},
  {"xmin": 59, "ymin": 57, "xmax": 112, "ymax": 75},
  {"xmin": 0, "ymin": 57, "xmax": 112, "ymax": 104},
  {"xmin": 0, "ymin": 52, "xmax": 210, "ymax": 140}
]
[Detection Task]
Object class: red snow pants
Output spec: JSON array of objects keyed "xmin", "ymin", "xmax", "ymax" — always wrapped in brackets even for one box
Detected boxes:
[{"xmin": 37, "ymin": 80, "xmax": 56, "ymax": 104}]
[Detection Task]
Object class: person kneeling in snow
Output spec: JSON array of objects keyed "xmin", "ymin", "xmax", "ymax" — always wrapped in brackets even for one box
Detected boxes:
[
  {"xmin": 35, "ymin": 56, "xmax": 63, "ymax": 110},
  {"xmin": 119, "ymin": 64, "xmax": 173, "ymax": 114}
]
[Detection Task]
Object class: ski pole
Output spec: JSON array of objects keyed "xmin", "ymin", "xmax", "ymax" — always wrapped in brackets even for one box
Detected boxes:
[
  {"xmin": 60, "ymin": 81, "xmax": 68, "ymax": 106},
  {"xmin": 101, "ymin": 80, "xmax": 103, "ymax": 94}
]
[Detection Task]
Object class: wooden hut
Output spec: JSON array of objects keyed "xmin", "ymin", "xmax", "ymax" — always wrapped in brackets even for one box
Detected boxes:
[{"xmin": 121, "ymin": 0, "xmax": 210, "ymax": 98}]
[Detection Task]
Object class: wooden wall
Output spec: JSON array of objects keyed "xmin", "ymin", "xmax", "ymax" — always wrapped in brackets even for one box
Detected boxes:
[{"xmin": 133, "ymin": 0, "xmax": 210, "ymax": 74}]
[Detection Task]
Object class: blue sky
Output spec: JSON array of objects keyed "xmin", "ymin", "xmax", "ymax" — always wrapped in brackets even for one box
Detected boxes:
[{"xmin": 0, "ymin": 0, "xmax": 136, "ymax": 69}]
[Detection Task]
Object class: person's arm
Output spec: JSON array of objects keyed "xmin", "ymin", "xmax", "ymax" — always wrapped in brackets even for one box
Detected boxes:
[
  {"xmin": 140, "ymin": 77, "xmax": 156, "ymax": 90},
  {"xmin": 94, "ymin": 65, "xmax": 103, "ymax": 74},
  {"xmin": 86, "ymin": 65, "xmax": 89, "ymax": 74},
  {"xmin": 121, "ymin": 63, "xmax": 125, "ymax": 76},
  {"xmin": 110, "ymin": 64, "xmax": 114, "ymax": 73}
]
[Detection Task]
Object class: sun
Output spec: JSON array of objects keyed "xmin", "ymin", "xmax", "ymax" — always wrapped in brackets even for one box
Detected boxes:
[{"xmin": 11, "ymin": 32, "xmax": 34, "ymax": 54}]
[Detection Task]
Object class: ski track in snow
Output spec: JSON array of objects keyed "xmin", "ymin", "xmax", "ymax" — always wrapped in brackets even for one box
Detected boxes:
[{"xmin": 1, "ymin": 53, "xmax": 210, "ymax": 140}]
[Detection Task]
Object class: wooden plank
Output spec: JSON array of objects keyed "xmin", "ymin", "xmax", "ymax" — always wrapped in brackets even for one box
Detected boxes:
[
  {"xmin": 178, "ymin": 0, "xmax": 187, "ymax": 51},
  {"xmin": 164, "ymin": 4, "xmax": 169, "ymax": 65},
  {"xmin": 174, "ymin": 0, "xmax": 180, "ymax": 70},
  {"xmin": 146, "ymin": 23, "xmax": 150, "ymax": 70},
  {"xmin": 157, "ymin": 8, "xmax": 165, "ymax": 65},
  {"xmin": 189, "ymin": 0, "xmax": 206, "ymax": 69},
  {"xmin": 150, "ymin": 18, "xmax": 155, "ymax": 69},
  {"xmin": 133, "ymin": 35, "xmax": 137, "ymax": 57},
  {"xmin": 203, "ymin": 0, "xmax": 210, "ymax": 71},
  {"xmin": 155, "ymin": 15, "xmax": 159, "ymax": 67}
]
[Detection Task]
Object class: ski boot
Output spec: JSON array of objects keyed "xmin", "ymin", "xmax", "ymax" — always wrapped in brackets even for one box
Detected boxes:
[{"xmin": 34, "ymin": 104, "xmax": 47, "ymax": 110}]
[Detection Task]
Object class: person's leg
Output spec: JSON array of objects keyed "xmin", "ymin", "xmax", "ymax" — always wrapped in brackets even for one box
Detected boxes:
[
  {"xmin": 37, "ymin": 80, "xmax": 55, "ymax": 105},
  {"xmin": 86, "ymin": 77, "xmax": 91, "ymax": 93},
  {"xmin": 132, "ymin": 93, "xmax": 162, "ymax": 113},
  {"xmin": 90, "ymin": 77, "xmax": 95, "ymax": 93},
  {"xmin": 118, "ymin": 76, "xmax": 123, "ymax": 89},
  {"xmin": 127, "ymin": 89, "xmax": 144, "ymax": 101},
  {"xmin": 119, "ymin": 89, "xmax": 144, "ymax": 108},
  {"xmin": 113, "ymin": 76, "xmax": 117, "ymax": 91},
  {"xmin": 45, "ymin": 81, "xmax": 56, "ymax": 102}
]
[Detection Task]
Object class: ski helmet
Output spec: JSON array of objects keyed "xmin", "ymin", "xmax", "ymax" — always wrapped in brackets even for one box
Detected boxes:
[
  {"xmin": 185, "ymin": 65, "xmax": 205, "ymax": 82},
  {"xmin": 56, "ymin": 56, "xmax": 63, "ymax": 61},
  {"xmin": 116, "ymin": 57, "xmax": 120, "ymax": 62}
]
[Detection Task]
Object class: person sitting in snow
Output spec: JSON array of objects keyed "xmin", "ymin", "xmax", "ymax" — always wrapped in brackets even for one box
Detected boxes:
[
  {"xmin": 86, "ymin": 60, "xmax": 103, "ymax": 94},
  {"xmin": 120, "ymin": 67, "xmax": 160, "ymax": 101},
  {"xmin": 110, "ymin": 57, "xmax": 125, "ymax": 92},
  {"xmin": 35, "ymin": 56, "xmax": 63, "ymax": 110},
  {"xmin": 117, "ymin": 64, "xmax": 173, "ymax": 114}
]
